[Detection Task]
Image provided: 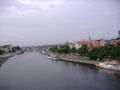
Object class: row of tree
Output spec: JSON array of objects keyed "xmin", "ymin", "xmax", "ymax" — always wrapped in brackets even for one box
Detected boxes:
[
  {"xmin": 49, "ymin": 42, "xmax": 120, "ymax": 61},
  {"xmin": 49, "ymin": 45, "xmax": 76, "ymax": 54},
  {"xmin": 0, "ymin": 46, "xmax": 21, "ymax": 55}
]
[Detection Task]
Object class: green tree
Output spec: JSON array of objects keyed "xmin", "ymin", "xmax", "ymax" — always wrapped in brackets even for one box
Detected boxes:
[
  {"xmin": 69, "ymin": 47, "xmax": 77, "ymax": 53},
  {"xmin": 15, "ymin": 46, "xmax": 21, "ymax": 50},
  {"xmin": 116, "ymin": 42, "xmax": 120, "ymax": 57},
  {"xmin": 57, "ymin": 48, "xmax": 64, "ymax": 54},
  {"xmin": 63, "ymin": 45, "xmax": 70, "ymax": 54},
  {"xmin": 78, "ymin": 45, "xmax": 88, "ymax": 56},
  {"xmin": 88, "ymin": 48, "xmax": 104, "ymax": 60},
  {"xmin": 49, "ymin": 45, "xmax": 58, "ymax": 52},
  {"xmin": 0, "ymin": 49, "xmax": 5, "ymax": 55}
]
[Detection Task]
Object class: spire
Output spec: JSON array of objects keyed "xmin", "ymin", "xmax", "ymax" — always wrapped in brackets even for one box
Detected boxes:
[
  {"xmin": 65, "ymin": 40, "xmax": 69, "ymax": 45},
  {"xmin": 89, "ymin": 36, "xmax": 93, "ymax": 49},
  {"xmin": 89, "ymin": 36, "xmax": 91, "ymax": 41}
]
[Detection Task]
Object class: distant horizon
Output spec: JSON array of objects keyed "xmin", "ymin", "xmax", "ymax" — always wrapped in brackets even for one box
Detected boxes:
[{"xmin": 0, "ymin": 35, "xmax": 119, "ymax": 47}]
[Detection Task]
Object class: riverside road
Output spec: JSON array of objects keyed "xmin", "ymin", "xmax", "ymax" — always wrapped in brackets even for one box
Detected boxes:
[{"xmin": 0, "ymin": 52, "xmax": 120, "ymax": 90}]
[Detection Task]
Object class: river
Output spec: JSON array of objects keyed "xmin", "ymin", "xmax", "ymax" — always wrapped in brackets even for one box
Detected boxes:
[{"xmin": 0, "ymin": 52, "xmax": 120, "ymax": 90}]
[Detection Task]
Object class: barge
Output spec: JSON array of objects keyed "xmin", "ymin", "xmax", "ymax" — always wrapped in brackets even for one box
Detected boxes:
[{"xmin": 96, "ymin": 61, "xmax": 120, "ymax": 71}]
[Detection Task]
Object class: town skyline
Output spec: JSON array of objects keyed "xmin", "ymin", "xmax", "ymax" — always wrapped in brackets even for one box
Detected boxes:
[{"xmin": 0, "ymin": 30, "xmax": 120, "ymax": 46}]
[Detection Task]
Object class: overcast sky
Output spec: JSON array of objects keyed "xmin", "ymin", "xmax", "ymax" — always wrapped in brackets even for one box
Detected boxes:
[{"xmin": 0, "ymin": 0, "xmax": 120, "ymax": 46}]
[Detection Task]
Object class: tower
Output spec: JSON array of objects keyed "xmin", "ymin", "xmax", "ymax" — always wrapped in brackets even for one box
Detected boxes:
[
  {"xmin": 116, "ymin": 30, "xmax": 120, "ymax": 40},
  {"xmin": 88, "ymin": 36, "xmax": 93, "ymax": 49},
  {"xmin": 89, "ymin": 36, "xmax": 91, "ymax": 41}
]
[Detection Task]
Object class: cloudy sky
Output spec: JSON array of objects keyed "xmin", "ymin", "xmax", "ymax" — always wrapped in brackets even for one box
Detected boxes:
[{"xmin": 0, "ymin": 0, "xmax": 120, "ymax": 46}]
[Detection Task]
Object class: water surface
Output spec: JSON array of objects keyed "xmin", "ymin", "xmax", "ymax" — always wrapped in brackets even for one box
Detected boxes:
[{"xmin": 0, "ymin": 52, "xmax": 120, "ymax": 90}]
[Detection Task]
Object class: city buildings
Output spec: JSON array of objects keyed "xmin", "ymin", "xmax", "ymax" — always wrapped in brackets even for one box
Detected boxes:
[
  {"xmin": 62, "ymin": 31, "xmax": 120, "ymax": 49},
  {"xmin": 0, "ymin": 44, "xmax": 12, "ymax": 52},
  {"xmin": 65, "ymin": 39, "xmax": 119, "ymax": 50}
]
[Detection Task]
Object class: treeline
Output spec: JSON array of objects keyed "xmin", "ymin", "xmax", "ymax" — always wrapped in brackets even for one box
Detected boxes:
[
  {"xmin": 49, "ymin": 42, "xmax": 120, "ymax": 61},
  {"xmin": 0, "ymin": 46, "xmax": 21, "ymax": 55},
  {"xmin": 49, "ymin": 45, "xmax": 76, "ymax": 54}
]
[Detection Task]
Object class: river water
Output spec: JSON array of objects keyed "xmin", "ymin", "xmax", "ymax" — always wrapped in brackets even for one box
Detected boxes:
[{"xmin": 0, "ymin": 52, "xmax": 120, "ymax": 90}]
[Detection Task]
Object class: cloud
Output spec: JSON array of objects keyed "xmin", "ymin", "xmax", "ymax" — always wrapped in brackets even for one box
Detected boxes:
[
  {"xmin": 0, "ymin": 0, "xmax": 64, "ymax": 16},
  {"xmin": 0, "ymin": 0, "xmax": 120, "ymax": 46},
  {"xmin": 18, "ymin": 0, "xmax": 62, "ymax": 9},
  {"xmin": 19, "ymin": 0, "xmax": 40, "ymax": 5},
  {"xmin": 0, "ymin": 0, "xmax": 63, "ymax": 14},
  {"xmin": 38, "ymin": 2, "xmax": 50, "ymax": 8}
]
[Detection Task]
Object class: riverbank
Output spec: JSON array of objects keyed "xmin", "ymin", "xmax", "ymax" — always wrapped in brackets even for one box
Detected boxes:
[
  {"xmin": 48, "ymin": 52, "xmax": 97, "ymax": 66},
  {"xmin": 47, "ymin": 52, "xmax": 120, "ymax": 72},
  {"xmin": 0, "ymin": 51, "xmax": 24, "ymax": 63}
]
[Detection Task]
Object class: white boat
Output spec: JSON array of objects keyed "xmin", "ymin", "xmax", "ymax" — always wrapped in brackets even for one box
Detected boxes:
[
  {"xmin": 40, "ymin": 50, "xmax": 47, "ymax": 55},
  {"xmin": 96, "ymin": 61, "xmax": 120, "ymax": 71},
  {"xmin": 49, "ymin": 55, "xmax": 59, "ymax": 61}
]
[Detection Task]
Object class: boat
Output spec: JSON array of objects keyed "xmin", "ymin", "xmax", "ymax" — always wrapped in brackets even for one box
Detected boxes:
[
  {"xmin": 40, "ymin": 50, "xmax": 47, "ymax": 55},
  {"xmin": 49, "ymin": 55, "xmax": 59, "ymax": 61},
  {"xmin": 95, "ymin": 61, "xmax": 120, "ymax": 71}
]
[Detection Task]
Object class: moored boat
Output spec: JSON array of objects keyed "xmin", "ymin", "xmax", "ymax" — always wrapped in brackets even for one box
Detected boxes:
[
  {"xmin": 95, "ymin": 61, "xmax": 120, "ymax": 71},
  {"xmin": 40, "ymin": 50, "xmax": 47, "ymax": 55},
  {"xmin": 49, "ymin": 55, "xmax": 59, "ymax": 61}
]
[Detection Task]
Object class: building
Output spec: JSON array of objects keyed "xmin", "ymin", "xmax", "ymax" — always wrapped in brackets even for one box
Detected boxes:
[
  {"xmin": 116, "ymin": 30, "xmax": 120, "ymax": 40},
  {"xmin": 68, "ymin": 43, "xmax": 75, "ymax": 48},
  {"xmin": 74, "ymin": 41, "xmax": 82, "ymax": 49},
  {"xmin": 61, "ymin": 32, "xmax": 120, "ymax": 50},
  {"xmin": 0, "ymin": 44, "xmax": 12, "ymax": 52}
]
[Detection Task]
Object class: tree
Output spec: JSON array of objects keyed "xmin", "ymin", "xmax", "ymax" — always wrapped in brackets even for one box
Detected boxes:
[
  {"xmin": 57, "ymin": 48, "xmax": 64, "ymax": 54},
  {"xmin": 87, "ymin": 48, "xmax": 104, "ymax": 60},
  {"xmin": 69, "ymin": 47, "xmax": 77, "ymax": 53},
  {"xmin": 63, "ymin": 45, "xmax": 70, "ymax": 54},
  {"xmin": 12, "ymin": 46, "xmax": 21, "ymax": 51},
  {"xmin": 116, "ymin": 42, "xmax": 120, "ymax": 57},
  {"xmin": 49, "ymin": 45, "xmax": 58, "ymax": 52},
  {"xmin": 78, "ymin": 45, "xmax": 88, "ymax": 56},
  {"xmin": 49, "ymin": 45, "xmax": 71, "ymax": 54},
  {"xmin": 0, "ymin": 49, "xmax": 5, "ymax": 55}
]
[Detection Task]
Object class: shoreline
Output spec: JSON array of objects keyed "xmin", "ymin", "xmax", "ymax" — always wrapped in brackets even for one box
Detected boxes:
[
  {"xmin": 47, "ymin": 52, "xmax": 120, "ymax": 71},
  {"xmin": 48, "ymin": 52, "xmax": 97, "ymax": 66},
  {"xmin": 0, "ymin": 51, "xmax": 24, "ymax": 63}
]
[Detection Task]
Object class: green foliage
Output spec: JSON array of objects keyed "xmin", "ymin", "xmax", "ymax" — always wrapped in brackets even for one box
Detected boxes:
[
  {"xmin": 50, "ymin": 45, "xmax": 74, "ymax": 54},
  {"xmin": 57, "ymin": 48, "xmax": 64, "ymax": 54},
  {"xmin": 78, "ymin": 45, "xmax": 88, "ymax": 56},
  {"xmin": 87, "ymin": 43, "xmax": 120, "ymax": 60},
  {"xmin": 88, "ymin": 48, "xmax": 104, "ymax": 60},
  {"xmin": 69, "ymin": 47, "xmax": 77, "ymax": 53},
  {"xmin": 12, "ymin": 46, "xmax": 21, "ymax": 52},
  {"xmin": 49, "ymin": 42, "xmax": 120, "ymax": 61},
  {"xmin": 116, "ymin": 42, "xmax": 120, "ymax": 57},
  {"xmin": 49, "ymin": 45, "xmax": 58, "ymax": 52},
  {"xmin": 62, "ymin": 45, "xmax": 70, "ymax": 54},
  {"xmin": 0, "ymin": 49, "xmax": 5, "ymax": 55}
]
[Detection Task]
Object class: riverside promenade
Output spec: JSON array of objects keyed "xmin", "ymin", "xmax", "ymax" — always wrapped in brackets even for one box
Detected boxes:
[{"xmin": 48, "ymin": 52, "xmax": 97, "ymax": 65}]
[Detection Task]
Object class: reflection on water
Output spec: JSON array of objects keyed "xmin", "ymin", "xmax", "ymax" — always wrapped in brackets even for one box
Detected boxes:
[{"xmin": 0, "ymin": 52, "xmax": 120, "ymax": 90}]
